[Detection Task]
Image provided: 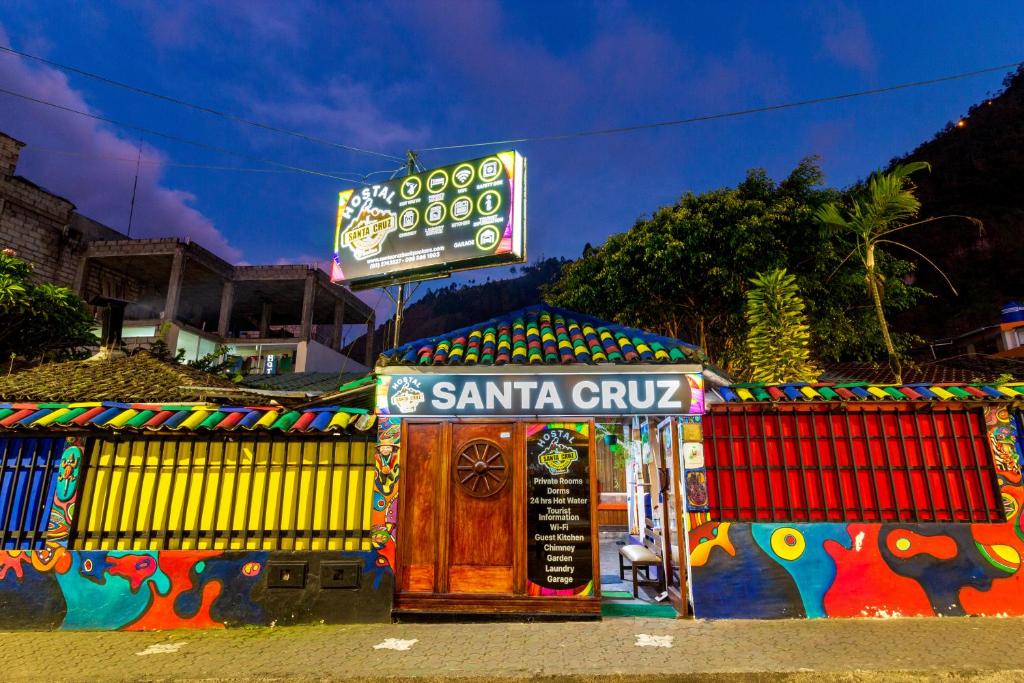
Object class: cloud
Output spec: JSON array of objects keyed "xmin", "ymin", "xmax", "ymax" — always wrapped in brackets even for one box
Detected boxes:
[
  {"xmin": 391, "ymin": 2, "xmax": 787, "ymax": 140},
  {"xmin": 815, "ymin": 2, "xmax": 877, "ymax": 76},
  {"xmin": 801, "ymin": 118, "xmax": 855, "ymax": 162},
  {"xmin": 135, "ymin": 3, "xmax": 198, "ymax": 49},
  {"xmin": 0, "ymin": 25, "xmax": 241, "ymax": 261},
  {"xmin": 249, "ymin": 76, "xmax": 429, "ymax": 153},
  {"xmin": 689, "ymin": 43, "xmax": 790, "ymax": 110},
  {"xmin": 135, "ymin": 1, "xmax": 311, "ymax": 50}
]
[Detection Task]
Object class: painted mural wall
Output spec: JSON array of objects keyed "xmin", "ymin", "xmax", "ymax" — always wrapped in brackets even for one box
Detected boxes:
[
  {"xmin": 372, "ymin": 416, "xmax": 400, "ymax": 573},
  {"xmin": 0, "ymin": 548, "xmax": 393, "ymax": 629},
  {"xmin": 689, "ymin": 406, "xmax": 1024, "ymax": 619},
  {"xmin": 0, "ymin": 435, "xmax": 396, "ymax": 629}
]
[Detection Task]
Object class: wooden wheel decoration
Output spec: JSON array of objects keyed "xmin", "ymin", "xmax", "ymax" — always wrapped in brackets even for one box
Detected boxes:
[{"xmin": 455, "ymin": 440, "xmax": 508, "ymax": 498}]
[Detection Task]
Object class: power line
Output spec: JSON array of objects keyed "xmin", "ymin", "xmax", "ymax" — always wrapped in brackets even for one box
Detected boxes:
[
  {"xmin": 0, "ymin": 44, "xmax": 405, "ymax": 162},
  {"xmin": 417, "ymin": 59, "xmax": 1023, "ymax": 152},
  {"xmin": 0, "ymin": 84, "xmax": 377, "ymax": 183},
  {"xmin": 22, "ymin": 144, "xmax": 401, "ymax": 180}
]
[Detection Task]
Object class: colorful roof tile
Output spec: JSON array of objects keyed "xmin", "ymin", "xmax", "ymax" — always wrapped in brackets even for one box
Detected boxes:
[
  {"xmin": 715, "ymin": 382, "xmax": 1024, "ymax": 403},
  {"xmin": 822, "ymin": 358, "xmax": 1024, "ymax": 384},
  {"xmin": 381, "ymin": 305, "xmax": 700, "ymax": 367},
  {"xmin": 0, "ymin": 402, "xmax": 375, "ymax": 433}
]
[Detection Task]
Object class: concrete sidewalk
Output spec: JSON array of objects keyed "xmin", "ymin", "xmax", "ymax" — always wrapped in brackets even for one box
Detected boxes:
[{"xmin": 1, "ymin": 617, "xmax": 1021, "ymax": 682}]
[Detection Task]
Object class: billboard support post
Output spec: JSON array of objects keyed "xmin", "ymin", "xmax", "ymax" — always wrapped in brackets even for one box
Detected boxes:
[
  {"xmin": 390, "ymin": 149, "xmax": 418, "ymax": 350},
  {"xmin": 392, "ymin": 280, "xmax": 406, "ymax": 350}
]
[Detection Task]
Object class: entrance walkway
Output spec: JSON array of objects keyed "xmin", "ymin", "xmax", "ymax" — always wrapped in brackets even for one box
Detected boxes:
[
  {"xmin": 598, "ymin": 530, "xmax": 676, "ymax": 618},
  {"xmin": 1, "ymin": 617, "xmax": 1021, "ymax": 681}
]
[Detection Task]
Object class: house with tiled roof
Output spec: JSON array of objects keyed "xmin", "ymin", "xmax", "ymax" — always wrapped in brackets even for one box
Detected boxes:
[
  {"xmin": 0, "ymin": 345, "xmax": 388, "ymax": 630},
  {"xmin": 370, "ymin": 303, "xmax": 1024, "ymax": 622},
  {"xmin": 4, "ymin": 298, "xmax": 1024, "ymax": 628},
  {"xmin": 373, "ymin": 304, "xmax": 721, "ymax": 618},
  {"xmin": 0, "ymin": 349, "xmax": 375, "ymax": 432}
]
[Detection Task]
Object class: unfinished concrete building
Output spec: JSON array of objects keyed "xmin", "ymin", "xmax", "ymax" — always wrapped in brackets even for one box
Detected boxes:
[
  {"xmin": 73, "ymin": 237, "xmax": 375, "ymax": 373},
  {"xmin": 1, "ymin": 131, "xmax": 375, "ymax": 374}
]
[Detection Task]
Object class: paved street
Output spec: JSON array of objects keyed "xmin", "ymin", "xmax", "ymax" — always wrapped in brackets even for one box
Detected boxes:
[{"xmin": 2, "ymin": 616, "xmax": 1023, "ymax": 682}]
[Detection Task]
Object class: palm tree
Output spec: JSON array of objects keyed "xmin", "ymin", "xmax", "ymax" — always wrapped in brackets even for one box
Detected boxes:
[
  {"xmin": 744, "ymin": 268, "xmax": 819, "ymax": 384},
  {"xmin": 816, "ymin": 162, "xmax": 978, "ymax": 384}
]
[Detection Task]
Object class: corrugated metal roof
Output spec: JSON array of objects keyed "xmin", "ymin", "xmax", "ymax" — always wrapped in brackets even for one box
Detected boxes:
[
  {"xmin": 0, "ymin": 402, "xmax": 375, "ymax": 432},
  {"xmin": 715, "ymin": 382, "xmax": 1024, "ymax": 403},
  {"xmin": 381, "ymin": 304, "xmax": 700, "ymax": 367}
]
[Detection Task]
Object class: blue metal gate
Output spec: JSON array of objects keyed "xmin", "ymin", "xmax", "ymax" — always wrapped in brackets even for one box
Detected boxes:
[{"xmin": 0, "ymin": 437, "xmax": 65, "ymax": 549}]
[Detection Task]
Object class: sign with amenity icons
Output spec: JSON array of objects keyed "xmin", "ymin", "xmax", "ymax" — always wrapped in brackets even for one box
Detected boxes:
[{"xmin": 332, "ymin": 151, "xmax": 526, "ymax": 289}]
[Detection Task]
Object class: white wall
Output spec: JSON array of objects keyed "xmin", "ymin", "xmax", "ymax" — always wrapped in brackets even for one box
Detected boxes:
[
  {"xmin": 296, "ymin": 339, "xmax": 370, "ymax": 374},
  {"xmin": 121, "ymin": 324, "xmax": 157, "ymax": 338},
  {"xmin": 177, "ymin": 329, "xmax": 220, "ymax": 363}
]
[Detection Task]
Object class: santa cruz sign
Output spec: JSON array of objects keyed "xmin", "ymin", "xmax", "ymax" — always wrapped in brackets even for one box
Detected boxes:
[{"xmin": 376, "ymin": 368, "xmax": 704, "ymax": 417}]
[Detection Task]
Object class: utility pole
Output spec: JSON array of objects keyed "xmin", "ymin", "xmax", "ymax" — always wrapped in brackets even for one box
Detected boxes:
[
  {"xmin": 127, "ymin": 137, "xmax": 142, "ymax": 237},
  {"xmin": 391, "ymin": 149, "xmax": 418, "ymax": 350}
]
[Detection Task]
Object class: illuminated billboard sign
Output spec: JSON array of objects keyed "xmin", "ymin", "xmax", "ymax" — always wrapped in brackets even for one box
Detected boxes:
[{"xmin": 331, "ymin": 151, "xmax": 526, "ymax": 289}]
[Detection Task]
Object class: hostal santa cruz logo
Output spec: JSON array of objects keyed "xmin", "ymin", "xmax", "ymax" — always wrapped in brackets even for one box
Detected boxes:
[
  {"xmin": 537, "ymin": 429, "xmax": 579, "ymax": 475},
  {"xmin": 390, "ymin": 377, "xmax": 425, "ymax": 414},
  {"xmin": 340, "ymin": 204, "xmax": 397, "ymax": 260},
  {"xmin": 336, "ymin": 185, "xmax": 398, "ymax": 261}
]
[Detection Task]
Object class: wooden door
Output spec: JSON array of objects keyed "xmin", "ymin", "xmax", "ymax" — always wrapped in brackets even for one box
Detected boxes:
[
  {"xmin": 398, "ymin": 422, "xmax": 443, "ymax": 593},
  {"xmin": 396, "ymin": 419, "xmax": 600, "ymax": 616},
  {"xmin": 447, "ymin": 422, "xmax": 516, "ymax": 594},
  {"xmin": 398, "ymin": 421, "xmax": 518, "ymax": 597}
]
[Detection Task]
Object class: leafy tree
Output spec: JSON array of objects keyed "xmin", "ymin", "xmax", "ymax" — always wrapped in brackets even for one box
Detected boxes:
[
  {"xmin": 188, "ymin": 343, "xmax": 239, "ymax": 380},
  {"xmin": 816, "ymin": 162, "xmax": 976, "ymax": 383},
  {"xmin": 544, "ymin": 159, "xmax": 925, "ymax": 372},
  {"xmin": 744, "ymin": 268, "xmax": 819, "ymax": 383},
  {"xmin": 0, "ymin": 249, "xmax": 97, "ymax": 362},
  {"xmin": 148, "ymin": 321, "xmax": 186, "ymax": 363}
]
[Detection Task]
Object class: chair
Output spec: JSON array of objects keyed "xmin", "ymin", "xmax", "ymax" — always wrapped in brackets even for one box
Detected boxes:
[{"xmin": 618, "ymin": 544, "xmax": 662, "ymax": 598}]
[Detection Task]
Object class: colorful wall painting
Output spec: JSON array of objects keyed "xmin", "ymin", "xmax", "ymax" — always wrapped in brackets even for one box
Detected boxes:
[
  {"xmin": 50, "ymin": 438, "xmax": 82, "ymax": 548},
  {"xmin": 0, "ymin": 549, "xmax": 392, "ymax": 630},
  {"xmin": 371, "ymin": 416, "xmax": 401, "ymax": 574},
  {"xmin": 679, "ymin": 415, "xmax": 708, "ymax": 513},
  {"xmin": 0, "ymin": 433, "xmax": 396, "ymax": 630},
  {"xmin": 525, "ymin": 422, "xmax": 595, "ymax": 597},
  {"xmin": 75, "ymin": 438, "xmax": 376, "ymax": 552},
  {"xmin": 689, "ymin": 407, "xmax": 1024, "ymax": 619}
]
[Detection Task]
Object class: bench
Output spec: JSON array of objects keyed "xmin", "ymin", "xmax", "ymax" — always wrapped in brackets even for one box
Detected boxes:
[{"xmin": 618, "ymin": 544, "xmax": 662, "ymax": 598}]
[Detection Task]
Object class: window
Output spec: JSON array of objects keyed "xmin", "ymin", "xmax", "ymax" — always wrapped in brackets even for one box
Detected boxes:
[
  {"xmin": 73, "ymin": 434, "xmax": 375, "ymax": 551},
  {"xmin": 0, "ymin": 437, "xmax": 65, "ymax": 550},
  {"xmin": 703, "ymin": 406, "xmax": 1002, "ymax": 523}
]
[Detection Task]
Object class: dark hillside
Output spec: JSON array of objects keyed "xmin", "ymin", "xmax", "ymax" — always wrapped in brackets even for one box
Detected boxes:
[
  {"xmin": 349, "ymin": 258, "xmax": 568, "ymax": 363},
  {"xmin": 892, "ymin": 66, "xmax": 1024, "ymax": 339},
  {"xmin": 348, "ymin": 67, "xmax": 1024, "ymax": 363}
]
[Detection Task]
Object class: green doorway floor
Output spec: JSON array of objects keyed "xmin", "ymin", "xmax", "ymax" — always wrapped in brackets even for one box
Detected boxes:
[{"xmin": 600, "ymin": 601, "xmax": 678, "ymax": 618}]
